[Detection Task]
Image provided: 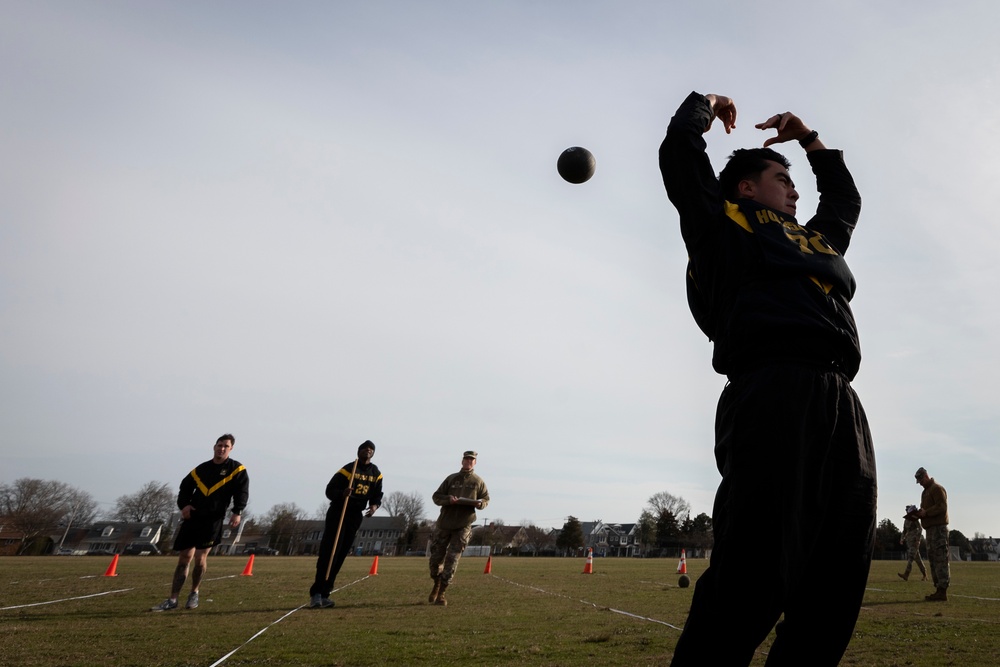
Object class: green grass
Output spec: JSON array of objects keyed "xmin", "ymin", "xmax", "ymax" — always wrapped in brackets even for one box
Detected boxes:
[{"xmin": 2, "ymin": 556, "xmax": 999, "ymax": 666}]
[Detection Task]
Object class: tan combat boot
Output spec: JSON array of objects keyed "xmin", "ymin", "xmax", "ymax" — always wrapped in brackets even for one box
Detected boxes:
[
  {"xmin": 897, "ymin": 572, "xmax": 909, "ymax": 581},
  {"xmin": 428, "ymin": 576, "xmax": 441, "ymax": 603},
  {"xmin": 435, "ymin": 582, "xmax": 448, "ymax": 606},
  {"xmin": 925, "ymin": 587, "xmax": 948, "ymax": 602}
]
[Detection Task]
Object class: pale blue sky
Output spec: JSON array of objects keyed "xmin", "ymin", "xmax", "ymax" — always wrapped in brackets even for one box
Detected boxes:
[{"xmin": 2, "ymin": 1, "xmax": 998, "ymax": 537}]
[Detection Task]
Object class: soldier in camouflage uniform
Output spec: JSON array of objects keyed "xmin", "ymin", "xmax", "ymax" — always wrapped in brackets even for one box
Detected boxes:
[
  {"xmin": 915, "ymin": 467, "xmax": 949, "ymax": 601},
  {"xmin": 898, "ymin": 505, "xmax": 926, "ymax": 582},
  {"xmin": 427, "ymin": 450, "xmax": 490, "ymax": 606}
]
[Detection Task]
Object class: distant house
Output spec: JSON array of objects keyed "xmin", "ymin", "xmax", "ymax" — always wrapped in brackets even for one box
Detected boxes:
[
  {"xmin": 349, "ymin": 515, "xmax": 406, "ymax": 556},
  {"xmin": 970, "ymin": 537, "xmax": 999, "ymax": 562},
  {"xmin": 284, "ymin": 515, "xmax": 406, "ymax": 557},
  {"xmin": 78, "ymin": 521, "xmax": 165, "ymax": 555},
  {"xmin": 0, "ymin": 524, "xmax": 26, "ymax": 556},
  {"xmin": 211, "ymin": 519, "xmax": 249, "ymax": 555},
  {"xmin": 587, "ymin": 521, "xmax": 639, "ymax": 557},
  {"xmin": 469, "ymin": 524, "xmax": 527, "ymax": 556}
]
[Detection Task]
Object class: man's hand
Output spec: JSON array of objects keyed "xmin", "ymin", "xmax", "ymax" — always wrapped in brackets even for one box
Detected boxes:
[
  {"xmin": 342, "ymin": 487, "xmax": 353, "ymax": 499},
  {"xmin": 704, "ymin": 94, "xmax": 737, "ymax": 134},
  {"xmin": 755, "ymin": 112, "xmax": 813, "ymax": 147},
  {"xmin": 365, "ymin": 504, "xmax": 379, "ymax": 517},
  {"xmin": 181, "ymin": 505, "xmax": 195, "ymax": 520},
  {"xmin": 230, "ymin": 514, "xmax": 241, "ymax": 528}
]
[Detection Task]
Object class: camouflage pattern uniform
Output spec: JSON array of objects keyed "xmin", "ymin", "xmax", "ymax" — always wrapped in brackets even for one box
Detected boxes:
[
  {"xmin": 429, "ymin": 453, "xmax": 490, "ymax": 588},
  {"xmin": 919, "ymin": 474, "xmax": 949, "ymax": 590},
  {"xmin": 899, "ymin": 516, "xmax": 926, "ymax": 579}
]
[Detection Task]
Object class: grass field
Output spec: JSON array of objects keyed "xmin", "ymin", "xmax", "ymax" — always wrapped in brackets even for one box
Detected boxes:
[{"xmin": 2, "ymin": 555, "xmax": 999, "ymax": 666}]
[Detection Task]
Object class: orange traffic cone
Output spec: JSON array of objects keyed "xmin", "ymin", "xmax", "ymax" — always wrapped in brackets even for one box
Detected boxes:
[
  {"xmin": 369, "ymin": 555, "xmax": 379, "ymax": 575},
  {"xmin": 483, "ymin": 555, "xmax": 492, "ymax": 574},
  {"xmin": 241, "ymin": 554, "xmax": 255, "ymax": 576},
  {"xmin": 102, "ymin": 554, "xmax": 119, "ymax": 577},
  {"xmin": 676, "ymin": 548, "xmax": 687, "ymax": 574},
  {"xmin": 582, "ymin": 548, "xmax": 594, "ymax": 574}
]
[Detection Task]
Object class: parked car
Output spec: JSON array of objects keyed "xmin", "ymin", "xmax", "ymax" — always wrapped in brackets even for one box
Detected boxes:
[
  {"xmin": 123, "ymin": 543, "xmax": 161, "ymax": 556},
  {"xmin": 246, "ymin": 546, "xmax": 279, "ymax": 555}
]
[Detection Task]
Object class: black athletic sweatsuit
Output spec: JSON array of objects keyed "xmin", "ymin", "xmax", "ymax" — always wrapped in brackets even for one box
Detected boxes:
[
  {"xmin": 310, "ymin": 460, "xmax": 384, "ymax": 598},
  {"xmin": 660, "ymin": 92, "xmax": 877, "ymax": 666}
]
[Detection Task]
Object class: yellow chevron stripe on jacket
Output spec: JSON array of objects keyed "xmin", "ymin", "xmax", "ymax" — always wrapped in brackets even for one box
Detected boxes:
[
  {"xmin": 191, "ymin": 465, "xmax": 246, "ymax": 497},
  {"xmin": 724, "ymin": 201, "xmax": 753, "ymax": 233},
  {"xmin": 337, "ymin": 466, "xmax": 383, "ymax": 482}
]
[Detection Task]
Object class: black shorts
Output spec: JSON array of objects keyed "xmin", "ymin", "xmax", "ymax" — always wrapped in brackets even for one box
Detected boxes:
[{"xmin": 173, "ymin": 516, "xmax": 224, "ymax": 551}]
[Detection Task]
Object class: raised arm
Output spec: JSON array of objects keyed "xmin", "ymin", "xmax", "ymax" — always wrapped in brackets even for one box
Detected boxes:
[
  {"xmin": 659, "ymin": 92, "xmax": 732, "ymax": 248},
  {"xmin": 756, "ymin": 110, "xmax": 860, "ymax": 254},
  {"xmin": 754, "ymin": 111, "xmax": 826, "ymax": 151}
]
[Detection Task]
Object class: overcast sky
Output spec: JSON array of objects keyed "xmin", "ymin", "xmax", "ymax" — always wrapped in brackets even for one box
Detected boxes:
[{"xmin": 3, "ymin": 1, "xmax": 998, "ymax": 538}]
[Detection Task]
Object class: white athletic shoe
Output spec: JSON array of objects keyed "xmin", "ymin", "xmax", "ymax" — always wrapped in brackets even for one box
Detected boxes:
[{"xmin": 152, "ymin": 598, "xmax": 178, "ymax": 611}]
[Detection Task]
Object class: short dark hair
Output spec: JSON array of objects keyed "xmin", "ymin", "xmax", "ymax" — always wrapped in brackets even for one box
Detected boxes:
[
  {"xmin": 217, "ymin": 434, "xmax": 235, "ymax": 446},
  {"xmin": 718, "ymin": 148, "xmax": 791, "ymax": 201}
]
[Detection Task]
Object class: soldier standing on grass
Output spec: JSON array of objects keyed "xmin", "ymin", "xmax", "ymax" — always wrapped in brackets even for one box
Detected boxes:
[
  {"xmin": 427, "ymin": 451, "xmax": 489, "ymax": 606},
  {"xmin": 308, "ymin": 440, "xmax": 383, "ymax": 608},
  {"xmin": 152, "ymin": 434, "xmax": 249, "ymax": 612},
  {"xmin": 898, "ymin": 505, "xmax": 927, "ymax": 582},
  {"xmin": 915, "ymin": 467, "xmax": 949, "ymax": 601}
]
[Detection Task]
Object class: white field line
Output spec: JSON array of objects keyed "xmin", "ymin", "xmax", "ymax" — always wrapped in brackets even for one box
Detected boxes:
[
  {"xmin": 0, "ymin": 588, "xmax": 134, "ymax": 611},
  {"xmin": 865, "ymin": 586, "xmax": 1000, "ymax": 602},
  {"xmin": 208, "ymin": 575, "xmax": 370, "ymax": 667},
  {"xmin": 490, "ymin": 575, "xmax": 683, "ymax": 631}
]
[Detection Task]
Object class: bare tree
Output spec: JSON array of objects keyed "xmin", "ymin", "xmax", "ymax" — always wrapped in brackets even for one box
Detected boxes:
[
  {"xmin": 646, "ymin": 491, "xmax": 691, "ymax": 523},
  {"xmin": 112, "ymin": 481, "xmax": 175, "ymax": 523},
  {"xmin": 0, "ymin": 478, "xmax": 94, "ymax": 554},
  {"xmin": 521, "ymin": 523, "xmax": 555, "ymax": 555},
  {"xmin": 259, "ymin": 502, "xmax": 307, "ymax": 555},
  {"xmin": 381, "ymin": 491, "xmax": 425, "ymax": 529}
]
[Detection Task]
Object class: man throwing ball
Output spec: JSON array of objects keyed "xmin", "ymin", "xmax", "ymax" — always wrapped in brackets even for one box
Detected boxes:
[{"xmin": 659, "ymin": 92, "xmax": 877, "ymax": 665}]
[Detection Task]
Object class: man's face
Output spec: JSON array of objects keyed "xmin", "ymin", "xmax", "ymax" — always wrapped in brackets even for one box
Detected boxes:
[
  {"xmin": 213, "ymin": 439, "xmax": 234, "ymax": 463},
  {"xmin": 916, "ymin": 472, "xmax": 929, "ymax": 487},
  {"xmin": 359, "ymin": 444, "xmax": 375, "ymax": 462},
  {"xmin": 461, "ymin": 456, "xmax": 476, "ymax": 471},
  {"xmin": 741, "ymin": 161, "xmax": 799, "ymax": 216}
]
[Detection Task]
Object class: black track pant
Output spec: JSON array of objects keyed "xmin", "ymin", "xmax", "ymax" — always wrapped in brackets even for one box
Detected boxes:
[
  {"xmin": 670, "ymin": 363, "xmax": 877, "ymax": 666},
  {"xmin": 310, "ymin": 501, "xmax": 364, "ymax": 597}
]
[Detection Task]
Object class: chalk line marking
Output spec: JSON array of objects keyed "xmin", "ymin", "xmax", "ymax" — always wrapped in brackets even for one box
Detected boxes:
[
  {"xmin": 0, "ymin": 588, "xmax": 134, "ymax": 611},
  {"xmin": 208, "ymin": 575, "xmax": 370, "ymax": 667},
  {"xmin": 491, "ymin": 575, "xmax": 683, "ymax": 631}
]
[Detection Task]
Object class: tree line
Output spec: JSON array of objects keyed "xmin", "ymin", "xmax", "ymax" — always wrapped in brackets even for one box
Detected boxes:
[{"xmin": 11, "ymin": 476, "xmax": 984, "ymax": 559}]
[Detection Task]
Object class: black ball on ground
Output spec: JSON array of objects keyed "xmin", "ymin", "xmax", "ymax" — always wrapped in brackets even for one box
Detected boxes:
[
  {"xmin": 557, "ymin": 146, "xmax": 596, "ymax": 184},
  {"xmin": 678, "ymin": 574, "xmax": 690, "ymax": 588}
]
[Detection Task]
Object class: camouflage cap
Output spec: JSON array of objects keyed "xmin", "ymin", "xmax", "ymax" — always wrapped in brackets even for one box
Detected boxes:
[
  {"xmin": 463, "ymin": 450, "xmax": 478, "ymax": 459},
  {"xmin": 914, "ymin": 467, "xmax": 927, "ymax": 479}
]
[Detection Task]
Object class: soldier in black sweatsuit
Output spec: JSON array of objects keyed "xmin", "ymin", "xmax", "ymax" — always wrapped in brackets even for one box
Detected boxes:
[
  {"xmin": 659, "ymin": 92, "xmax": 877, "ymax": 666},
  {"xmin": 309, "ymin": 440, "xmax": 383, "ymax": 607}
]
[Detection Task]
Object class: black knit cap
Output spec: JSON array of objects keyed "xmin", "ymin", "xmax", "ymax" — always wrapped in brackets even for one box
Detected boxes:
[{"xmin": 359, "ymin": 440, "xmax": 376, "ymax": 452}]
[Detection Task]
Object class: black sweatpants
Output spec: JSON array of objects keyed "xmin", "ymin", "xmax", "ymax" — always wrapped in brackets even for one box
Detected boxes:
[
  {"xmin": 310, "ymin": 501, "xmax": 364, "ymax": 597},
  {"xmin": 670, "ymin": 363, "xmax": 877, "ymax": 666}
]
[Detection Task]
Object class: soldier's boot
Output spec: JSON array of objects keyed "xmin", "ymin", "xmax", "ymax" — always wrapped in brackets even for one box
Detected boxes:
[
  {"xmin": 428, "ymin": 576, "xmax": 441, "ymax": 604},
  {"xmin": 925, "ymin": 587, "xmax": 948, "ymax": 602},
  {"xmin": 897, "ymin": 572, "xmax": 909, "ymax": 581},
  {"xmin": 434, "ymin": 582, "xmax": 449, "ymax": 606},
  {"xmin": 920, "ymin": 569, "xmax": 927, "ymax": 581}
]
